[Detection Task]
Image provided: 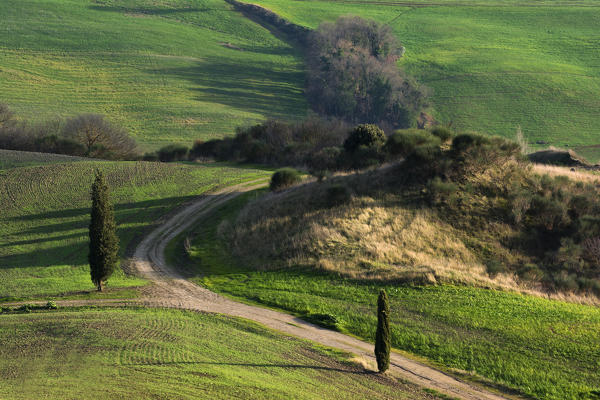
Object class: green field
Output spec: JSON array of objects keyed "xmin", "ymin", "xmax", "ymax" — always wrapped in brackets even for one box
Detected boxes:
[
  {"xmin": 0, "ymin": 307, "xmax": 439, "ymax": 399},
  {"xmin": 244, "ymin": 0, "xmax": 600, "ymax": 159},
  {"xmin": 2, "ymin": 0, "xmax": 598, "ymax": 156},
  {"xmin": 170, "ymin": 192, "xmax": 600, "ymax": 400},
  {"xmin": 0, "ymin": 0, "xmax": 307, "ymax": 149},
  {"xmin": 0, "ymin": 150, "xmax": 270, "ymax": 299}
]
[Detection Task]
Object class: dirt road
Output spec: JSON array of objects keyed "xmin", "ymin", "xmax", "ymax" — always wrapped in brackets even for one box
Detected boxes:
[{"xmin": 126, "ymin": 182, "xmax": 509, "ymax": 400}]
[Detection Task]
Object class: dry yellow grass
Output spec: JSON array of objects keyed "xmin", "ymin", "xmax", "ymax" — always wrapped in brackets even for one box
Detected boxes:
[
  {"xmin": 227, "ymin": 180, "xmax": 520, "ymax": 288},
  {"xmin": 224, "ymin": 162, "xmax": 600, "ymax": 304},
  {"xmin": 532, "ymin": 163, "xmax": 600, "ymax": 183}
]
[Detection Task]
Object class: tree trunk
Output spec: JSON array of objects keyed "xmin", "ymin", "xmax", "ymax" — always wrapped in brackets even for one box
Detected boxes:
[{"xmin": 97, "ymin": 281, "xmax": 103, "ymax": 292}]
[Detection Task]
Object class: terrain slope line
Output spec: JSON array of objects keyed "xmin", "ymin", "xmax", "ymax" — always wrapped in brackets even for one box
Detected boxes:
[{"xmin": 130, "ymin": 181, "xmax": 509, "ymax": 400}]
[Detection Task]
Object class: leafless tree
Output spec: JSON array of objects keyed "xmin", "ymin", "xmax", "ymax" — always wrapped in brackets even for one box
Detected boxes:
[{"xmin": 63, "ymin": 114, "xmax": 137, "ymax": 159}]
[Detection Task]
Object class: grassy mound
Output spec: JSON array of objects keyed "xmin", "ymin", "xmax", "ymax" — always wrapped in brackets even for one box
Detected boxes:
[
  {"xmin": 242, "ymin": 0, "xmax": 600, "ymax": 159},
  {"xmin": 0, "ymin": 150, "xmax": 270, "ymax": 299},
  {"xmin": 167, "ymin": 191, "xmax": 600, "ymax": 400},
  {"xmin": 0, "ymin": 307, "xmax": 433, "ymax": 399},
  {"xmin": 222, "ymin": 131, "xmax": 600, "ymax": 299},
  {"xmin": 0, "ymin": 0, "xmax": 307, "ymax": 149}
]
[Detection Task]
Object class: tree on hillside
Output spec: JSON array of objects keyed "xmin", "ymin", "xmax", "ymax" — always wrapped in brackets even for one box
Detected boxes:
[
  {"xmin": 63, "ymin": 114, "xmax": 137, "ymax": 159},
  {"xmin": 89, "ymin": 171, "xmax": 119, "ymax": 291},
  {"xmin": 375, "ymin": 289, "xmax": 391, "ymax": 372},
  {"xmin": 306, "ymin": 16, "xmax": 427, "ymax": 129}
]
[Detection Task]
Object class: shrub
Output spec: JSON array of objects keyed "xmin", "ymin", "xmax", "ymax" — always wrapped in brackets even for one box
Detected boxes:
[
  {"xmin": 517, "ymin": 263, "xmax": 544, "ymax": 281},
  {"xmin": 304, "ymin": 313, "xmax": 341, "ymax": 331},
  {"xmin": 342, "ymin": 124, "xmax": 387, "ymax": 169},
  {"xmin": 404, "ymin": 143, "xmax": 444, "ymax": 175},
  {"xmin": 45, "ymin": 301, "xmax": 58, "ymax": 310},
  {"xmin": 157, "ymin": 144, "xmax": 189, "ymax": 162},
  {"xmin": 485, "ymin": 260, "xmax": 507, "ymax": 278},
  {"xmin": 307, "ymin": 146, "xmax": 342, "ymax": 178},
  {"xmin": 427, "ymin": 176, "xmax": 458, "ymax": 205},
  {"xmin": 386, "ymin": 129, "xmax": 440, "ymax": 158},
  {"xmin": 142, "ymin": 152, "xmax": 159, "ymax": 161},
  {"xmin": 325, "ymin": 184, "xmax": 351, "ymax": 207},
  {"xmin": 17, "ymin": 304, "xmax": 35, "ymax": 313},
  {"xmin": 343, "ymin": 124, "xmax": 386, "ymax": 153},
  {"xmin": 34, "ymin": 135, "xmax": 86, "ymax": 156},
  {"xmin": 270, "ymin": 168, "xmax": 301, "ymax": 191},
  {"xmin": 552, "ymin": 271, "xmax": 579, "ymax": 293},
  {"xmin": 430, "ymin": 127, "xmax": 454, "ymax": 142}
]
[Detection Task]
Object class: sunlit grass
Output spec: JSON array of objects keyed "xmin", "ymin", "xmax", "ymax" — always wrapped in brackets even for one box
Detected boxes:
[
  {"xmin": 169, "ymin": 192, "xmax": 600, "ymax": 400},
  {"xmin": 0, "ymin": 150, "xmax": 271, "ymax": 299},
  {"xmin": 0, "ymin": 307, "xmax": 432, "ymax": 399},
  {"xmin": 0, "ymin": 0, "xmax": 308, "ymax": 150}
]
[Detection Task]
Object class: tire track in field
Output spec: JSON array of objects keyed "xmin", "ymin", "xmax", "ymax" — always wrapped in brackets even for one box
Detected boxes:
[{"xmin": 128, "ymin": 181, "xmax": 510, "ymax": 400}]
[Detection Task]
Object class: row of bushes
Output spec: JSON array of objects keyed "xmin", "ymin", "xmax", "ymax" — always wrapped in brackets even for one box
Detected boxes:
[
  {"xmin": 0, "ymin": 104, "xmax": 138, "ymax": 160},
  {"xmin": 191, "ymin": 118, "xmax": 454, "ymax": 174}
]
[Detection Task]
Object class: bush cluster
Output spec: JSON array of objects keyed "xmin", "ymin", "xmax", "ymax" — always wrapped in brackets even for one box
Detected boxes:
[
  {"xmin": 391, "ymin": 128, "xmax": 600, "ymax": 294},
  {"xmin": 190, "ymin": 119, "xmax": 456, "ymax": 174},
  {"xmin": 191, "ymin": 118, "xmax": 349, "ymax": 166}
]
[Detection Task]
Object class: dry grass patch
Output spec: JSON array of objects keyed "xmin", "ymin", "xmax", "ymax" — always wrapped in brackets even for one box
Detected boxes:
[
  {"xmin": 226, "ymin": 181, "xmax": 518, "ymax": 288},
  {"xmin": 532, "ymin": 163, "xmax": 600, "ymax": 184}
]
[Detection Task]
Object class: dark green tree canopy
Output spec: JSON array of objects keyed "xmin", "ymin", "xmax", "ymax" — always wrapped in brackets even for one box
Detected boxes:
[
  {"xmin": 89, "ymin": 171, "xmax": 119, "ymax": 291},
  {"xmin": 343, "ymin": 124, "xmax": 386, "ymax": 153}
]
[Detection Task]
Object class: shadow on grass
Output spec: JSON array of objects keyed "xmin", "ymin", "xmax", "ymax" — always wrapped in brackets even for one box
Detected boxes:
[
  {"xmin": 151, "ymin": 58, "xmax": 306, "ymax": 120},
  {"xmin": 0, "ymin": 195, "xmax": 199, "ymax": 270},
  {"xmin": 10, "ymin": 196, "xmax": 196, "ymax": 222},
  {"xmin": 120, "ymin": 361, "xmax": 371, "ymax": 374},
  {"xmin": 89, "ymin": 5, "xmax": 209, "ymax": 15}
]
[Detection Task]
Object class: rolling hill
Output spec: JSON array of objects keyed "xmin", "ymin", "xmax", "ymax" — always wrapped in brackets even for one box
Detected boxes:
[
  {"xmin": 0, "ymin": 149, "xmax": 270, "ymax": 299},
  {"xmin": 0, "ymin": 307, "xmax": 436, "ymax": 399},
  {"xmin": 242, "ymin": 0, "xmax": 600, "ymax": 159},
  {"xmin": 0, "ymin": 0, "xmax": 307, "ymax": 150},
  {"xmin": 170, "ymin": 171, "xmax": 600, "ymax": 400}
]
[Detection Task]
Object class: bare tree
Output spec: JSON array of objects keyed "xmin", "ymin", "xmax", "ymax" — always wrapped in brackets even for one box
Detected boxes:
[{"xmin": 63, "ymin": 114, "xmax": 137, "ymax": 159}]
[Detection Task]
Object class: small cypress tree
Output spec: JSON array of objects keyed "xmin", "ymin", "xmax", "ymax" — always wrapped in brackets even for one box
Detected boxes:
[
  {"xmin": 375, "ymin": 289, "xmax": 391, "ymax": 372},
  {"xmin": 89, "ymin": 171, "xmax": 119, "ymax": 291}
]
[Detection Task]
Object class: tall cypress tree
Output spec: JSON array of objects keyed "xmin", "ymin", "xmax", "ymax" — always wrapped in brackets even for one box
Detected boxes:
[
  {"xmin": 89, "ymin": 171, "xmax": 119, "ymax": 291},
  {"xmin": 375, "ymin": 289, "xmax": 391, "ymax": 372}
]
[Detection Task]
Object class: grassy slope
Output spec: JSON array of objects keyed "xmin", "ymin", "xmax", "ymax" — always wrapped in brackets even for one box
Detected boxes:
[
  {"xmin": 0, "ymin": 307, "xmax": 438, "ymax": 399},
  {"xmin": 0, "ymin": 150, "xmax": 270, "ymax": 299},
  {"xmin": 0, "ymin": 0, "xmax": 307, "ymax": 149},
  {"xmin": 169, "ymin": 192, "xmax": 600, "ymax": 400},
  {"xmin": 245, "ymin": 0, "xmax": 600, "ymax": 159}
]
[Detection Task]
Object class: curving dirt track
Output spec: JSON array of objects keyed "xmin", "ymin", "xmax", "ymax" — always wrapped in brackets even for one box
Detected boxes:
[{"xmin": 125, "ymin": 181, "xmax": 510, "ymax": 400}]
